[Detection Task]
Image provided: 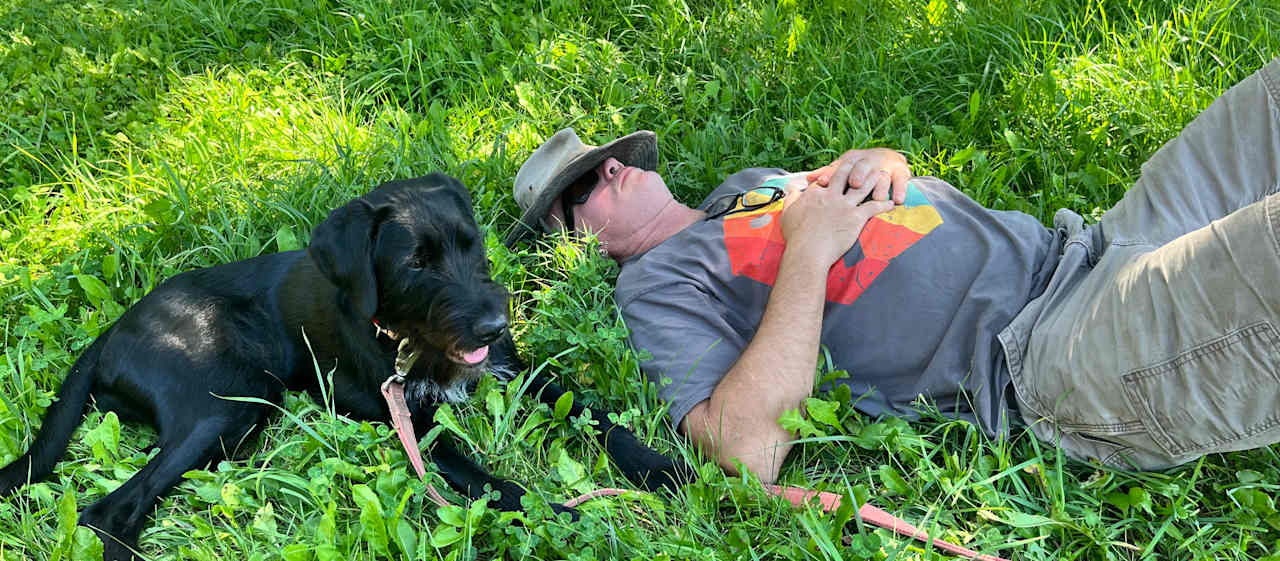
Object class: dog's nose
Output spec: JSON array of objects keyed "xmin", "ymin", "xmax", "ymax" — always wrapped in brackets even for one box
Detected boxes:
[{"xmin": 475, "ymin": 314, "xmax": 508, "ymax": 344}]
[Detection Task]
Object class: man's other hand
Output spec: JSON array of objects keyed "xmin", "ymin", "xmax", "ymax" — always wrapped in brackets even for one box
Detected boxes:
[
  {"xmin": 806, "ymin": 148, "xmax": 912, "ymax": 204},
  {"xmin": 780, "ymin": 177, "xmax": 895, "ymax": 268}
]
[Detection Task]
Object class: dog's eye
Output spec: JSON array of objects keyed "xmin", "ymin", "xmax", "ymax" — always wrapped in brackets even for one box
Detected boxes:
[{"xmin": 411, "ymin": 245, "xmax": 434, "ymax": 269}]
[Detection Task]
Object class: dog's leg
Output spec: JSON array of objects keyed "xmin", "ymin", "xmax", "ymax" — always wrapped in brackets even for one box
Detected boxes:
[
  {"xmin": 525, "ymin": 374, "xmax": 693, "ymax": 493},
  {"xmin": 427, "ymin": 433, "xmax": 576, "ymax": 517},
  {"xmin": 318, "ymin": 344, "xmax": 581, "ymax": 516},
  {"xmin": 80, "ymin": 403, "xmax": 266, "ymax": 561}
]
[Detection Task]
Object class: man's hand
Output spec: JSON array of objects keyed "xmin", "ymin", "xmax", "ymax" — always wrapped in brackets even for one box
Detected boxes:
[
  {"xmin": 780, "ymin": 179, "xmax": 896, "ymax": 268},
  {"xmin": 806, "ymin": 148, "xmax": 912, "ymax": 205}
]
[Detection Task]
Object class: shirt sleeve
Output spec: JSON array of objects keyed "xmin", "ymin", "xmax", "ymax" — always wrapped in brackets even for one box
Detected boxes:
[{"xmin": 618, "ymin": 282, "xmax": 750, "ymax": 430}]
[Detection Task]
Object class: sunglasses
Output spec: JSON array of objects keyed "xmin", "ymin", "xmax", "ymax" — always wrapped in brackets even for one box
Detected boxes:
[
  {"xmin": 559, "ymin": 169, "xmax": 601, "ymax": 232},
  {"xmin": 703, "ymin": 186, "xmax": 786, "ymax": 220}
]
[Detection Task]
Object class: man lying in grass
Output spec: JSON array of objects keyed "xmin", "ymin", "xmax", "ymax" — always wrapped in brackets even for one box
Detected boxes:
[{"xmin": 505, "ymin": 56, "xmax": 1280, "ymax": 483}]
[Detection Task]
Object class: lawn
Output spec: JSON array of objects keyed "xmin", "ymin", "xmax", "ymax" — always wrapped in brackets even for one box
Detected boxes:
[{"xmin": 1, "ymin": 0, "xmax": 1279, "ymax": 559}]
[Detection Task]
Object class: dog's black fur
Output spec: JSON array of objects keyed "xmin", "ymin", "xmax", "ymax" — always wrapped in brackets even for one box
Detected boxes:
[{"xmin": 0, "ymin": 173, "xmax": 689, "ymax": 560}]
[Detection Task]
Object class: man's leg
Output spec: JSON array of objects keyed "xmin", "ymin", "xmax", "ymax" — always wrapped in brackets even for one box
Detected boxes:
[
  {"xmin": 1021, "ymin": 195, "xmax": 1280, "ymax": 469},
  {"xmin": 1013, "ymin": 57, "xmax": 1280, "ymax": 469}
]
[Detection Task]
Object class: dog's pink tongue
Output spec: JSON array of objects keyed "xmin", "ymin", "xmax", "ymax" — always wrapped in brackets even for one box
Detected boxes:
[{"xmin": 462, "ymin": 346, "xmax": 489, "ymax": 364}]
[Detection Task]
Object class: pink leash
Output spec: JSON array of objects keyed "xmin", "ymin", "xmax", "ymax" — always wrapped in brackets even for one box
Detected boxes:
[
  {"xmin": 762, "ymin": 484, "xmax": 1010, "ymax": 561},
  {"xmin": 380, "ymin": 374, "xmax": 451, "ymax": 508},
  {"xmin": 380, "ymin": 374, "xmax": 1008, "ymax": 560}
]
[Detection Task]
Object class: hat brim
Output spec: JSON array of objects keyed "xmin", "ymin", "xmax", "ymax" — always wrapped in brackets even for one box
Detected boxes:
[{"xmin": 505, "ymin": 130, "xmax": 657, "ymax": 247}]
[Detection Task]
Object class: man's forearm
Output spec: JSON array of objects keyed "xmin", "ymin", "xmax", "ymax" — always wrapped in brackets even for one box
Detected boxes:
[
  {"xmin": 683, "ymin": 248, "xmax": 828, "ymax": 481},
  {"xmin": 681, "ymin": 168, "xmax": 892, "ymax": 482}
]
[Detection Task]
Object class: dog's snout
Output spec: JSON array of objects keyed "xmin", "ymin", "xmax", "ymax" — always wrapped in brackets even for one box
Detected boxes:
[{"xmin": 475, "ymin": 314, "xmax": 507, "ymax": 344}]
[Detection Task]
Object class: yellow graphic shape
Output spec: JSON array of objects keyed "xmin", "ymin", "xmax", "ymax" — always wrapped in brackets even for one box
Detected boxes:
[{"xmin": 874, "ymin": 204, "xmax": 943, "ymax": 235}]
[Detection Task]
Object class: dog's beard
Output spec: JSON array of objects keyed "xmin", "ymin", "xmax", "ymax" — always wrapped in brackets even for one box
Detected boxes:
[
  {"xmin": 405, "ymin": 373, "xmax": 475, "ymax": 404},
  {"xmin": 400, "ymin": 329, "xmax": 492, "ymax": 368},
  {"xmin": 393, "ymin": 335, "xmax": 492, "ymax": 405},
  {"xmin": 401, "ymin": 354, "xmax": 516, "ymax": 405},
  {"xmin": 394, "ymin": 285, "xmax": 498, "ymax": 364},
  {"xmin": 378, "ymin": 278, "xmax": 508, "ymax": 405}
]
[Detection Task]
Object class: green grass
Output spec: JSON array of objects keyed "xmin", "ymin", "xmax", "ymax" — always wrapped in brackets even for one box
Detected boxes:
[{"xmin": 2, "ymin": 0, "xmax": 1279, "ymax": 559}]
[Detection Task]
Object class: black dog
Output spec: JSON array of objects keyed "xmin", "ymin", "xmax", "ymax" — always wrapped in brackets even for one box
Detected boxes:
[{"xmin": 0, "ymin": 173, "xmax": 688, "ymax": 560}]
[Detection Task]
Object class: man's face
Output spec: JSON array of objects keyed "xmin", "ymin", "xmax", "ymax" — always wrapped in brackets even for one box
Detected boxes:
[{"xmin": 549, "ymin": 157, "xmax": 673, "ymax": 248}]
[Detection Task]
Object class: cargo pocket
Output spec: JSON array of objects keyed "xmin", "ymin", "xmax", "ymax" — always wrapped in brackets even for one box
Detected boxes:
[
  {"xmin": 1063, "ymin": 432, "xmax": 1138, "ymax": 469},
  {"xmin": 1121, "ymin": 321, "xmax": 1280, "ymax": 460}
]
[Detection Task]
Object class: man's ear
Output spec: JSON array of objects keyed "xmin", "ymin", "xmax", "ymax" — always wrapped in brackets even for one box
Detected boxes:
[{"xmin": 308, "ymin": 197, "xmax": 384, "ymax": 319}]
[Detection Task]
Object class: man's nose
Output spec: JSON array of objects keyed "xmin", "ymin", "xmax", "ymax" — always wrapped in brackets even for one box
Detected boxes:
[{"xmin": 601, "ymin": 157, "xmax": 622, "ymax": 181}]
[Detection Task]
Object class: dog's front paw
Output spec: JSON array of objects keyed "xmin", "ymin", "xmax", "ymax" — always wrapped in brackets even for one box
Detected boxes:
[
  {"xmin": 551, "ymin": 502, "xmax": 581, "ymax": 521},
  {"xmin": 604, "ymin": 428, "xmax": 696, "ymax": 492},
  {"xmin": 637, "ymin": 454, "xmax": 696, "ymax": 493},
  {"xmin": 615, "ymin": 443, "xmax": 695, "ymax": 492},
  {"xmin": 95, "ymin": 532, "xmax": 145, "ymax": 561}
]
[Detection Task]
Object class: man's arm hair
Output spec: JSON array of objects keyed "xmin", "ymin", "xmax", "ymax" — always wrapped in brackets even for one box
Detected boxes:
[{"xmin": 678, "ymin": 245, "xmax": 830, "ymax": 483}]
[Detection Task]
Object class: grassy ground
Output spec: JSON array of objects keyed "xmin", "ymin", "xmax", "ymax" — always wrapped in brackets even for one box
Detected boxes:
[{"xmin": 1, "ymin": 0, "xmax": 1279, "ymax": 559}]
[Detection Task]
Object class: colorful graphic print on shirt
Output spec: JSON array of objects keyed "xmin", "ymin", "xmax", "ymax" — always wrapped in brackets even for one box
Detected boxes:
[{"xmin": 721, "ymin": 175, "xmax": 943, "ymax": 304}]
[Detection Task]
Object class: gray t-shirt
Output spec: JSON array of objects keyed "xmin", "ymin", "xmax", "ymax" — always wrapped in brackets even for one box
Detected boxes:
[{"xmin": 615, "ymin": 169, "xmax": 1062, "ymax": 436}]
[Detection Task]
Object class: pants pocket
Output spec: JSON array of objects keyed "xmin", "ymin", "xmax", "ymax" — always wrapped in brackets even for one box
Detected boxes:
[
  {"xmin": 1065, "ymin": 432, "xmax": 1138, "ymax": 469},
  {"xmin": 1121, "ymin": 321, "xmax": 1280, "ymax": 459}
]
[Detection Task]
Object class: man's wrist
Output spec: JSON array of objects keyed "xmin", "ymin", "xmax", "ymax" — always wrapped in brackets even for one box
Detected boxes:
[{"xmin": 780, "ymin": 242, "xmax": 835, "ymax": 276}]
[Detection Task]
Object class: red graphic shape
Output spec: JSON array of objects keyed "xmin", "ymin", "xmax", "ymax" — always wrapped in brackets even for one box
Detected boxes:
[
  {"xmin": 722, "ymin": 205, "xmax": 937, "ymax": 306},
  {"xmin": 725, "ymin": 209, "xmax": 785, "ymax": 283},
  {"xmin": 826, "ymin": 257, "xmax": 888, "ymax": 305},
  {"xmin": 859, "ymin": 218, "xmax": 926, "ymax": 261}
]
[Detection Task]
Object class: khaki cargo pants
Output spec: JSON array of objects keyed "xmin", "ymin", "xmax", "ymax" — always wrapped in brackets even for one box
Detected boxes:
[{"xmin": 1000, "ymin": 57, "xmax": 1280, "ymax": 470}]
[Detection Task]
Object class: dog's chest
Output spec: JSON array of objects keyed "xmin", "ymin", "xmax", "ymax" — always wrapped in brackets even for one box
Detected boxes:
[
  {"xmin": 404, "ymin": 367, "xmax": 479, "ymax": 405},
  {"xmin": 402, "ymin": 360, "xmax": 517, "ymax": 406}
]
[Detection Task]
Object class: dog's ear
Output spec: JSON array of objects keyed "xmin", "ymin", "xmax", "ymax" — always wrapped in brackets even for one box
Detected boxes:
[{"xmin": 308, "ymin": 197, "xmax": 385, "ymax": 319}]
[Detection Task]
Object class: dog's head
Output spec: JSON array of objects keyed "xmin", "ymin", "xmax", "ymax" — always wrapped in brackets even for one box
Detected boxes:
[{"xmin": 308, "ymin": 172, "xmax": 509, "ymax": 391}]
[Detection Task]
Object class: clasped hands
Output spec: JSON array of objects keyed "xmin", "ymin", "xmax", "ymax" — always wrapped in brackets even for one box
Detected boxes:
[{"xmin": 779, "ymin": 148, "xmax": 913, "ymax": 267}]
